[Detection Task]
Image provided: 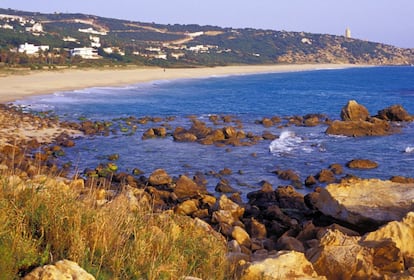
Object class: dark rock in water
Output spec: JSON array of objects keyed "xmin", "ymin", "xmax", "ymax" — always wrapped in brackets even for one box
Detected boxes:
[
  {"xmin": 329, "ymin": 163, "xmax": 343, "ymax": 175},
  {"xmin": 316, "ymin": 169, "xmax": 336, "ymax": 183},
  {"xmin": 390, "ymin": 175, "xmax": 414, "ymax": 184},
  {"xmin": 346, "ymin": 159, "xmax": 378, "ymax": 169},
  {"xmin": 275, "ymin": 169, "xmax": 302, "ymax": 188},
  {"xmin": 219, "ymin": 167, "xmax": 233, "ymax": 175},
  {"xmin": 325, "ymin": 118, "xmax": 392, "ymax": 137},
  {"xmin": 215, "ymin": 179, "xmax": 238, "ymax": 193},
  {"xmin": 305, "ymin": 175, "xmax": 317, "ymax": 187},
  {"xmin": 340, "ymin": 100, "xmax": 370, "ymax": 121},
  {"xmin": 262, "ymin": 131, "xmax": 277, "ymax": 140},
  {"xmin": 173, "ymin": 127, "xmax": 197, "ymax": 142},
  {"xmin": 377, "ymin": 104, "xmax": 413, "ymax": 121},
  {"xmin": 303, "ymin": 114, "xmax": 323, "ymax": 127}
]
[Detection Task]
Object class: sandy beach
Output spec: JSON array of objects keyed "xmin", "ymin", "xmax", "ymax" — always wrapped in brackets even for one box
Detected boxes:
[{"xmin": 0, "ymin": 64, "xmax": 356, "ymax": 103}]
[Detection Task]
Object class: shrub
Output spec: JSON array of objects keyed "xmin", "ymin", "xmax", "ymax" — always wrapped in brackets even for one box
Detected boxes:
[{"xmin": 0, "ymin": 174, "xmax": 229, "ymax": 279}]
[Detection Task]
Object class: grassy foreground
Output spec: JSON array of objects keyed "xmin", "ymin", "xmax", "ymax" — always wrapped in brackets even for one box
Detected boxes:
[{"xmin": 0, "ymin": 172, "xmax": 230, "ymax": 279}]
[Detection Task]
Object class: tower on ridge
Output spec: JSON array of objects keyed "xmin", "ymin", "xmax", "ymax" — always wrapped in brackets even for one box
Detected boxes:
[{"xmin": 345, "ymin": 27, "xmax": 351, "ymax": 38}]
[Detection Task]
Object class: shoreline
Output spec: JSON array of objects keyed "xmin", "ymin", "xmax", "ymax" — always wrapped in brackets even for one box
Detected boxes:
[{"xmin": 0, "ymin": 63, "xmax": 359, "ymax": 103}]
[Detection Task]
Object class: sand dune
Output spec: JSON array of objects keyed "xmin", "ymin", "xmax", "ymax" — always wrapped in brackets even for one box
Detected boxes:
[{"xmin": 0, "ymin": 64, "xmax": 356, "ymax": 103}]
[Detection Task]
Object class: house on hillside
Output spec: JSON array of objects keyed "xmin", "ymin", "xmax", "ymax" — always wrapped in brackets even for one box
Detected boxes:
[
  {"xmin": 18, "ymin": 43, "xmax": 49, "ymax": 55},
  {"xmin": 70, "ymin": 47, "xmax": 101, "ymax": 59},
  {"xmin": 25, "ymin": 22, "xmax": 43, "ymax": 33}
]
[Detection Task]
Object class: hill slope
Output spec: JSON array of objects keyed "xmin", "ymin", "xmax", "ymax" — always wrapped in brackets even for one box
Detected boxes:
[{"xmin": 0, "ymin": 8, "xmax": 413, "ymax": 67}]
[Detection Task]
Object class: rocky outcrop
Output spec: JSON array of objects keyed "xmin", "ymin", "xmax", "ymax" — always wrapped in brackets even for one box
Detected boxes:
[
  {"xmin": 376, "ymin": 104, "xmax": 413, "ymax": 122},
  {"xmin": 326, "ymin": 118, "xmax": 392, "ymax": 137},
  {"xmin": 240, "ymin": 251, "xmax": 326, "ymax": 280},
  {"xmin": 340, "ymin": 100, "xmax": 370, "ymax": 121},
  {"xmin": 308, "ymin": 211, "xmax": 414, "ymax": 279},
  {"xmin": 327, "ymin": 101, "xmax": 412, "ymax": 137},
  {"xmin": 314, "ymin": 178, "xmax": 414, "ymax": 229},
  {"xmin": 23, "ymin": 260, "xmax": 95, "ymax": 280}
]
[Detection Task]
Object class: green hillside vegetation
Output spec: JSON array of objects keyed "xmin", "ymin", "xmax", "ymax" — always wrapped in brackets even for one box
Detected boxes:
[{"xmin": 0, "ymin": 7, "xmax": 413, "ymax": 69}]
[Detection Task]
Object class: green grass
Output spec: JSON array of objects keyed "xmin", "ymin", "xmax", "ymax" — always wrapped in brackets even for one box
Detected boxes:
[{"xmin": 0, "ymin": 173, "xmax": 231, "ymax": 279}]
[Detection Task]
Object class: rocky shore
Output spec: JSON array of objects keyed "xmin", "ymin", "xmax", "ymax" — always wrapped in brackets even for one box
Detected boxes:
[{"xmin": 2, "ymin": 101, "xmax": 414, "ymax": 279}]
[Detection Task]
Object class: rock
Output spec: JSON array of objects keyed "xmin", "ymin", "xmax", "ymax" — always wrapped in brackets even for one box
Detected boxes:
[
  {"xmin": 316, "ymin": 169, "xmax": 336, "ymax": 183},
  {"xmin": 307, "ymin": 229, "xmax": 374, "ymax": 280},
  {"xmin": 173, "ymin": 127, "xmax": 197, "ymax": 142},
  {"xmin": 223, "ymin": 126, "xmax": 237, "ymax": 138},
  {"xmin": 390, "ymin": 175, "xmax": 414, "ymax": 184},
  {"xmin": 148, "ymin": 169, "xmax": 172, "ymax": 186},
  {"xmin": 303, "ymin": 115, "xmax": 320, "ymax": 127},
  {"xmin": 175, "ymin": 199, "xmax": 200, "ymax": 215},
  {"xmin": 377, "ymin": 104, "xmax": 413, "ymax": 122},
  {"xmin": 240, "ymin": 251, "xmax": 326, "ymax": 280},
  {"xmin": 326, "ymin": 119, "xmax": 392, "ymax": 137},
  {"xmin": 276, "ymin": 235, "xmax": 305, "ymax": 252},
  {"xmin": 232, "ymin": 226, "xmax": 252, "ymax": 248},
  {"xmin": 314, "ymin": 178, "xmax": 414, "ymax": 229},
  {"xmin": 346, "ymin": 159, "xmax": 378, "ymax": 169},
  {"xmin": 246, "ymin": 218, "xmax": 267, "ymax": 239},
  {"xmin": 275, "ymin": 169, "xmax": 302, "ymax": 187},
  {"xmin": 23, "ymin": 259, "xmax": 95, "ymax": 280},
  {"xmin": 329, "ymin": 163, "xmax": 343, "ymax": 175},
  {"xmin": 340, "ymin": 100, "xmax": 370, "ymax": 121},
  {"xmin": 305, "ymin": 175, "xmax": 318, "ymax": 187},
  {"xmin": 215, "ymin": 179, "xmax": 238, "ymax": 193},
  {"xmin": 362, "ymin": 211, "xmax": 414, "ymax": 268},
  {"xmin": 262, "ymin": 131, "xmax": 277, "ymax": 140},
  {"xmin": 212, "ymin": 195, "xmax": 245, "ymax": 225},
  {"xmin": 259, "ymin": 117, "xmax": 274, "ymax": 127},
  {"xmin": 174, "ymin": 175, "xmax": 207, "ymax": 199}
]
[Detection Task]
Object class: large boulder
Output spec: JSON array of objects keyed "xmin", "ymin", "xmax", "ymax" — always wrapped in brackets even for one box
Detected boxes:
[
  {"xmin": 325, "ymin": 118, "xmax": 392, "ymax": 137},
  {"xmin": 340, "ymin": 100, "xmax": 370, "ymax": 121},
  {"xmin": 23, "ymin": 260, "xmax": 95, "ymax": 280},
  {"xmin": 240, "ymin": 251, "xmax": 326, "ymax": 280},
  {"xmin": 377, "ymin": 104, "xmax": 413, "ymax": 122},
  {"xmin": 314, "ymin": 178, "xmax": 414, "ymax": 229},
  {"xmin": 307, "ymin": 229, "xmax": 406, "ymax": 279},
  {"xmin": 362, "ymin": 211, "xmax": 414, "ymax": 268}
]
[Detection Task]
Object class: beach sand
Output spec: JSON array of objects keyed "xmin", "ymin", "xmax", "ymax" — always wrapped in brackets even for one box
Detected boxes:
[{"xmin": 0, "ymin": 64, "xmax": 356, "ymax": 103}]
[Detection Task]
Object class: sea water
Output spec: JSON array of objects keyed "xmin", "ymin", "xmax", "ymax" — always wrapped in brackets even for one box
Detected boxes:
[{"xmin": 15, "ymin": 66, "xmax": 414, "ymax": 195}]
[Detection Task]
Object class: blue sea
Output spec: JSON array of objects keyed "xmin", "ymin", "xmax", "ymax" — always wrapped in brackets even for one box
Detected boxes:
[{"xmin": 15, "ymin": 66, "xmax": 414, "ymax": 195}]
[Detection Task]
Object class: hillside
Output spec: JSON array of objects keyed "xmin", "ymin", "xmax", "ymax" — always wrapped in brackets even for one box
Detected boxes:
[{"xmin": 0, "ymin": 7, "xmax": 413, "ymax": 68}]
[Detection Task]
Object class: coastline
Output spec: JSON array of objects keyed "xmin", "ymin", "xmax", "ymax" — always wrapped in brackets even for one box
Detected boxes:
[{"xmin": 0, "ymin": 63, "xmax": 358, "ymax": 103}]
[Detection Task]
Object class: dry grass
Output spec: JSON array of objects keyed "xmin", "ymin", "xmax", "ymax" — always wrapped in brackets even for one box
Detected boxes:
[{"xmin": 0, "ymin": 172, "xmax": 230, "ymax": 279}]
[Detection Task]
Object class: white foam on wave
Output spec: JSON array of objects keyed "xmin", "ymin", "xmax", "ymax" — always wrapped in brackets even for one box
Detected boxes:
[
  {"xmin": 269, "ymin": 131, "xmax": 304, "ymax": 154},
  {"xmin": 405, "ymin": 146, "xmax": 414, "ymax": 153},
  {"xmin": 269, "ymin": 130, "xmax": 325, "ymax": 156}
]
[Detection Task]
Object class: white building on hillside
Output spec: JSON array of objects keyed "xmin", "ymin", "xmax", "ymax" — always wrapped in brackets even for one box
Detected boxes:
[
  {"xmin": 71, "ymin": 47, "xmax": 100, "ymax": 59},
  {"xmin": 26, "ymin": 22, "xmax": 43, "ymax": 33},
  {"xmin": 18, "ymin": 43, "xmax": 49, "ymax": 55}
]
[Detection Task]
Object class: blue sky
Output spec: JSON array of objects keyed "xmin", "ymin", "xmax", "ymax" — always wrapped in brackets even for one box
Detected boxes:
[{"xmin": 1, "ymin": 0, "xmax": 413, "ymax": 48}]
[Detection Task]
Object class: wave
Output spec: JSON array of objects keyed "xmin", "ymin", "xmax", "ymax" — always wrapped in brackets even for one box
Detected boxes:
[
  {"xmin": 269, "ymin": 131, "xmax": 304, "ymax": 155},
  {"xmin": 405, "ymin": 146, "xmax": 414, "ymax": 153}
]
